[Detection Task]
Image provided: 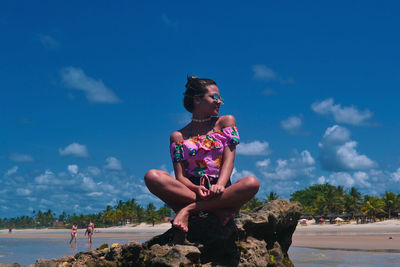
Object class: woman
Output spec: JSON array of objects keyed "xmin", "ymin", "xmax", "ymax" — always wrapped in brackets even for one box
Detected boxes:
[
  {"xmin": 85, "ymin": 220, "xmax": 94, "ymax": 243},
  {"xmin": 69, "ymin": 223, "xmax": 78, "ymax": 244},
  {"xmin": 144, "ymin": 76, "xmax": 259, "ymax": 232}
]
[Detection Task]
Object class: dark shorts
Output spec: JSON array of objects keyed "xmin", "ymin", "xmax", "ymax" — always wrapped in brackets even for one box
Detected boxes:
[{"xmin": 189, "ymin": 176, "xmax": 231, "ymax": 189}]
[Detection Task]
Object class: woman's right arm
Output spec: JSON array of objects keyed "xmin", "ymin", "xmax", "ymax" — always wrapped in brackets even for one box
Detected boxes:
[{"xmin": 170, "ymin": 131, "xmax": 209, "ymax": 198}]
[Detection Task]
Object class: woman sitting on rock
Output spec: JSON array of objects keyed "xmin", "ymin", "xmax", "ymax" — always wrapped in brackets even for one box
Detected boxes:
[{"xmin": 145, "ymin": 76, "xmax": 260, "ymax": 232}]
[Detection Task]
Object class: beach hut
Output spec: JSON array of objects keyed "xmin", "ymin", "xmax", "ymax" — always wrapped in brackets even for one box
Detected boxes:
[
  {"xmin": 326, "ymin": 213, "xmax": 338, "ymax": 224},
  {"xmin": 335, "ymin": 217, "xmax": 344, "ymax": 224}
]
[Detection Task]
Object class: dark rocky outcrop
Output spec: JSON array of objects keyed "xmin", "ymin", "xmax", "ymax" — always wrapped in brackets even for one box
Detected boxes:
[{"xmin": 34, "ymin": 199, "xmax": 302, "ymax": 267}]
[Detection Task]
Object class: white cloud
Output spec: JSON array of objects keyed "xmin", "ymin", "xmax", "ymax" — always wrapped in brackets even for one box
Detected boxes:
[
  {"xmin": 35, "ymin": 170, "xmax": 59, "ymax": 185},
  {"xmin": 316, "ymin": 171, "xmax": 371, "ymax": 188},
  {"xmin": 104, "ymin": 157, "xmax": 122, "ymax": 170},
  {"xmin": 280, "ymin": 115, "xmax": 302, "ymax": 134},
  {"xmin": 255, "ymin": 159, "xmax": 270, "ymax": 167},
  {"xmin": 16, "ymin": 188, "xmax": 31, "ymax": 196},
  {"xmin": 0, "ymin": 161, "xmax": 164, "ymax": 217},
  {"xmin": 252, "ymin": 64, "xmax": 277, "ymax": 81},
  {"xmin": 8, "ymin": 153, "xmax": 34, "ymax": 162},
  {"xmin": 82, "ymin": 176, "xmax": 97, "ymax": 191},
  {"xmin": 391, "ymin": 168, "xmax": 400, "ymax": 182},
  {"xmin": 60, "ymin": 67, "xmax": 121, "ymax": 104},
  {"xmin": 311, "ymin": 98, "xmax": 373, "ymax": 125},
  {"xmin": 231, "ymin": 168, "xmax": 256, "ymax": 183},
  {"xmin": 68, "ymin": 165, "xmax": 79, "ymax": 175},
  {"xmin": 59, "ymin": 142, "xmax": 89, "ymax": 158},
  {"xmin": 161, "ymin": 14, "xmax": 178, "ymax": 29},
  {"xmin": 257, "ymin": 150, "xmax": 315, "ymax": 180},
  {"xmin": 88, "ymin": 166, "xmax": 101, "ymax": 176},
  {"xmin": 5, "ymin": 166, "xmax": 18, "ymax": 176},
  {"xmin": 37, "ymin": 34, "xmax": 59, "ymax": 49},
  {"xmin": 318, "ymin": 125, "xmax": 377, "ymax": 171},
  {"xmin": 237, "ymin": 141, "xmax": 271, "ymax": 156},
  {"xmin": 87, "ymin": 192, "xmax": 103, "ymax": 197}
]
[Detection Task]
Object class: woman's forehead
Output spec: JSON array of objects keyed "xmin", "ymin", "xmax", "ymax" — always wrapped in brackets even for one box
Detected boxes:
[{"xmin": 206, "ymin": 84, "xmax": 220, "ymax": 94}]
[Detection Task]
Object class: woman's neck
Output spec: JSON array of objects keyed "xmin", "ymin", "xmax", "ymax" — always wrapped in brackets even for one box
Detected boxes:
[
  {"xmin": 191, "ymin": 110, "xmax": 211, "ymax": 120},
  {"xmin": 190, "ymin": 119, "xmax": 215, "ymax": 137}
]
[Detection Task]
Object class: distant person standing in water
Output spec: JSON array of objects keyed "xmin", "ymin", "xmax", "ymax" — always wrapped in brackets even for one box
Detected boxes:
[
  {"xmin": 144, "ymin": 76, "xmax": 260, "ymax": 232},
  {"xmin": 85, "ymin": 220, "xmax": 94, "ymax": 243},
  {"xmin": 69, "ymin": 223, "xmax": 78, "ymax": 244}
]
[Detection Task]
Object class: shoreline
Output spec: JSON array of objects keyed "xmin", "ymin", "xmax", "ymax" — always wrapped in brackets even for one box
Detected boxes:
[
  {"xmin": 2, "ymin": 221, "xmax": 400, "ymax": 252},
  {"xmin": 0, "ymin": 223, "xmax": 171, "ymax": 240},
  {"xmin": 292, "ymin": 219, "xmax": 400, "ymax": 251}
]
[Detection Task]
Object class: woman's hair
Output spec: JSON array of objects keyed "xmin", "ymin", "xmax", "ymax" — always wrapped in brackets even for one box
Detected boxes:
[{"xmin": 183, "ymin": 76, "xmax": 217, "ymax": 113}]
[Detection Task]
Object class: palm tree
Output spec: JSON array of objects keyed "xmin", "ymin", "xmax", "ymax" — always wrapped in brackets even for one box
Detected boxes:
[
  {"xmin": 345, "ymin": 187, "xmax": 362, "ymax": 219},
  {"xmin": 266, "ymin": 191, "xmax": 279, "ymax": 203},
  {"xmin": 145, "ymin": 203, "xmax": 157, "ymax": 226},
  {"xmin": 241, "ymin": 197, "xmax": 263, "ymax": 211},
  {"xmin": 361, "ymin": 196, "xmax": 385, "ymax": 222},
  {"xmin": 382, "ymin": 191, "xmax": 397, "ymax": 219}
]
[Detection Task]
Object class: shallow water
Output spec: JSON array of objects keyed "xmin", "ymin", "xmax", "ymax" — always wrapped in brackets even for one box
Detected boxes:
[
  {"xmin": 0, "ymin": 237, "xmax": 141, "ymax": 265},
  {"xmin": 289, "ymin": 246, "xmax": 400, "ymax": 267},
  {"xmin": 2, "ymin": 238, "xmax": 400, "ymax": 266}
]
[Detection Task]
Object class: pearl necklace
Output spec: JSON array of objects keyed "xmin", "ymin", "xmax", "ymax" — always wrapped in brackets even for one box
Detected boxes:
[{"xmin": 192, "ymin": 117, "xmax": 211, "ymax": 123}]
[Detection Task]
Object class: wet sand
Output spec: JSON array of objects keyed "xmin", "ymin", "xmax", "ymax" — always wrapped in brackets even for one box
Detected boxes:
[
  {"xmin": 293, "ymin": 220, "xmax": 400, "ymax": 251},
  {"xmin": 0, "ymin": 223, "xmax": 171, "ymax": 241}
]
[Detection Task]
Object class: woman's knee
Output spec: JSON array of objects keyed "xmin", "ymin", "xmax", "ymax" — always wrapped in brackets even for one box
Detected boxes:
[
  {"xmin": 144, "ymin": 169, "xmax": 162, "ymax": 185},
  {"xmin": 244, "ymin": 176, "xmax": 260, "ymax": 193}
]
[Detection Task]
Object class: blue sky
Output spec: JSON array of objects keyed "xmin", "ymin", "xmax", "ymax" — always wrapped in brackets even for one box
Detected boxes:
[{"xmin": 1, "ymin": 1, "xmax": 400, "ymax": 218}]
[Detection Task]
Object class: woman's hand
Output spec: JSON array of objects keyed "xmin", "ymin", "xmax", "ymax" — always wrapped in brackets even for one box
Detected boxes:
[
  {"xmin": 210, "ymin": 184, "xmax": 225, "ymax": 197},
  {"xmin": 195, "ymin": 185, "xmax": 210, "ymax": 199}
]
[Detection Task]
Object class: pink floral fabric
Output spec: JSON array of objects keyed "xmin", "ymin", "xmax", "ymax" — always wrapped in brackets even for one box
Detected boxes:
[{"xmin": 169, "ymin": 126, "xmax": 240, "ymax": 182}]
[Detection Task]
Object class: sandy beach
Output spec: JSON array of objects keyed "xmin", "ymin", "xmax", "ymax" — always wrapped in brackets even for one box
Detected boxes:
[
  {"xmin": 292, "ymin": 219, "xmax": 400, "ymax": 251},
  {"xmin": 0, "ymin": 223, "xmax": 171, "ymax": 241},
  {"xmin": 2, "ymin": 220, "xmax": 400, "ymax": 251}
]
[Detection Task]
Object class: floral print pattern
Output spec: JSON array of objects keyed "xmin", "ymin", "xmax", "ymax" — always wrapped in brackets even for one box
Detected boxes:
[{"xmin": 169, "ymin": 126, "xmax": 240, "ymax": 180}]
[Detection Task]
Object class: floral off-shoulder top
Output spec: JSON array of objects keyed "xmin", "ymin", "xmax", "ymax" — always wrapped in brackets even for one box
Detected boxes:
[{"xmin": 169, "ymin": 126, "xmax": 240, "ymax": 184}]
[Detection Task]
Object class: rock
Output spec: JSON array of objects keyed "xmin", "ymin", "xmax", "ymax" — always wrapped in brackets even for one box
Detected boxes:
[{"xmin": 35, "ymin": 199, "xmax": 302, "ymax": 267}]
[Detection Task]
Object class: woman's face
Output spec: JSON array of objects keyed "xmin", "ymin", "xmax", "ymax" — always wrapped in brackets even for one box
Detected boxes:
[{"xmin": 195, "ymin": 84, "xmax": 223, "ymax": 116}]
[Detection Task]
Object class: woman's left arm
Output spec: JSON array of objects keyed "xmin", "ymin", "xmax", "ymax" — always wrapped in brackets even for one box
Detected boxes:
[
  {"xmin": 216, "ymin": 144, "xmax": 236, "ymax": 188},
  {"xmin": 211, "ymin": 115, "xmax": 237, "ymax": 195}
]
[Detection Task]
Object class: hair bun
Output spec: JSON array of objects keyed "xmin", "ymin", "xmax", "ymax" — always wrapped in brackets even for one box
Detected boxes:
[{"xmin": 187, "ymin": 75, "xmax": 198, "ymax": 81}]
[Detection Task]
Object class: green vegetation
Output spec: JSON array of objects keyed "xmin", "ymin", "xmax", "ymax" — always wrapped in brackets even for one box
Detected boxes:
[
  {"xmin": 241, "ymin": 191, "xmax": 280, "ymax": 211},
  {"xmin": 0, "ymin": 199, "xmax": 173, "ymax": 229},
  {"xmin": 98, "ymin": 243, "xmax": 109, "ymax": 250},
  {"xmin": 290, "ymin": 184, "xmax": 400, "ymax": 222},
  {"xmin": 2, "ymin": 184, "xmax": 399, "ymax": 229}
]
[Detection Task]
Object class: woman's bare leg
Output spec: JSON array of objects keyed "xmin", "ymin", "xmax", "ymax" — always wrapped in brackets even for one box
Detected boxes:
[
  {"xmin": 173, "ymin": 176, "xmax": 259, "ymax": 232},
  {"xmin": 144, "ymin": 169, "xmax": 197, "ymax": 211}
]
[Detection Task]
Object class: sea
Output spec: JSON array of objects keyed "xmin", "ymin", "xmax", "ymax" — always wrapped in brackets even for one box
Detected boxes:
[
  {"xmin": 289, "ymin": 247, "xmax": 400, "ymax": 267},
  {"xmin": 1, "ymin": 238, "xmax": 400, "ymax": 266},
  {"xmin": 0, "ymin": 236, "xmax": 141, "ymax": 266}
]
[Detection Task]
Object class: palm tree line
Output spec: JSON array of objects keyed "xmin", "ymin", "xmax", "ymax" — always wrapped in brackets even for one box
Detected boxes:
[
  {"xmin": 0, "ymin": 199, "xmax": 173, "ymax": 229},
  {"xmin": 290, "ymin": 184, "xmax": 400, "ymax": 222},
  {"xmin": 2, "ymin": 184, "xmax": 399, "ymax": 229}
]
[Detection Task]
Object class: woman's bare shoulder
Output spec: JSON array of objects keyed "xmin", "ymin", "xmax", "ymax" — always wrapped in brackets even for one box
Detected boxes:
[
  {"xmin": 170, "ymin": 131, "xmax": 184, "ymax": 143},
  {"xmin": 216, "ymin": 115, "xmax": 236, "ymax": 128}
]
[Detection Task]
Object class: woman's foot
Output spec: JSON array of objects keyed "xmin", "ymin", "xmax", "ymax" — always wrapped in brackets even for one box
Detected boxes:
[
  {"xmin": 172, "ymin": 207, "xmax": 191, "ymax": 232},
  {"xmin": 215, "ymin": 209, "xmax": 237, "ymax": 226}
]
